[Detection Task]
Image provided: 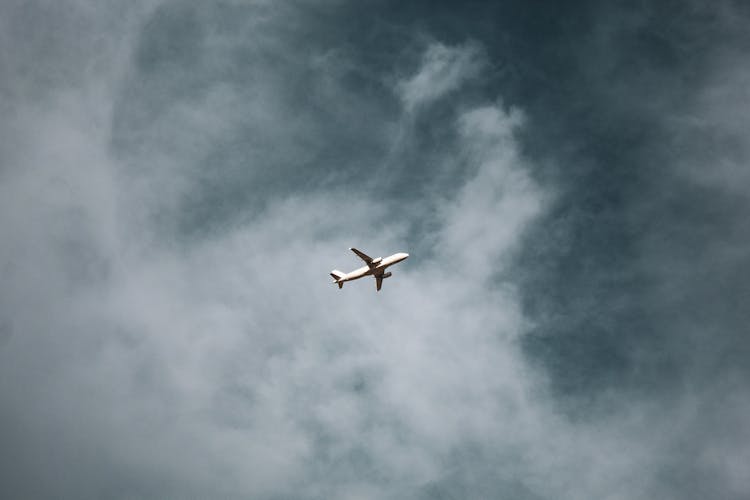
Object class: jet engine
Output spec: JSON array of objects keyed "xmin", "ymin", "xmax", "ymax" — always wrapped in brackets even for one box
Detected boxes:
[
  {"xmin": 371, "ymin": 257, "xmax": 382, "ymax": 265},
  {"xmin": 382, "ymin": 272, "xmax": 392, "ymax": 279}
]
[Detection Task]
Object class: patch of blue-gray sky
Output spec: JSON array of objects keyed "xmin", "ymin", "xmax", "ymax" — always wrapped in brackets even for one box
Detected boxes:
[{"xmin": 1, "ymin": 1, "xmax": 749, "ymax": 499}]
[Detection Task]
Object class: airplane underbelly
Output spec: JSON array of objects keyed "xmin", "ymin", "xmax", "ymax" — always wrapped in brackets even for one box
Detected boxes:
[{"xmin": 374, "ymin": 263, "xmax": 389, "ymax": 273}]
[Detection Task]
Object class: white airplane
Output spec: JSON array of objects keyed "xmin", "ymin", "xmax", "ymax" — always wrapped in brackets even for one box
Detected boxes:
[{"xmin": 330, "ymin": 248, "xmax": 409, "ymax": 291}]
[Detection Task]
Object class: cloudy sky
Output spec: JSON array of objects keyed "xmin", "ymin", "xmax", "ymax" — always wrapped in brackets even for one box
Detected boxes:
[{"xmin": 2, "ymin": 1, "xmax": 749, "ymax": 498}]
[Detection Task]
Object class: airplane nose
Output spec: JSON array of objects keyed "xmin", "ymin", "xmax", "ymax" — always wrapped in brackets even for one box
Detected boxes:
[{"xmin": 403, "ymin": 253, "xmax": 409, "ymax": 259}]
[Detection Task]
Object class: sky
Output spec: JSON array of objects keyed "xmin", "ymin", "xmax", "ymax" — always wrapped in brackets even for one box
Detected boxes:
[{"xmin": 1, "ymin": 1, "xmax": 749, "ymax": 498}]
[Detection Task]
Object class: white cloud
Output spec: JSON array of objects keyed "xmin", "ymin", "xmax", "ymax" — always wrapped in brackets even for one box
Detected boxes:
[
  {"xmin": 4, "ymin": 3, "xmax": 743, "ymax": 499},
  {"xmin": 2, "ymin": 16, "xmax": 545, "ymax": 493}
]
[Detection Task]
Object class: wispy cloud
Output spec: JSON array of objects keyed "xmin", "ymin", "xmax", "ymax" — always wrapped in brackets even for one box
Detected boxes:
[{"xmin": 396, "ymin": 41, "xmax": 486, "ymax": 112}]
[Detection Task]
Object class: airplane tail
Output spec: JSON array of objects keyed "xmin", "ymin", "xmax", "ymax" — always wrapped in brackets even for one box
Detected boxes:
[{"xmin": 330, "ymin": 270, "xmax": 346, "ymax": 289}]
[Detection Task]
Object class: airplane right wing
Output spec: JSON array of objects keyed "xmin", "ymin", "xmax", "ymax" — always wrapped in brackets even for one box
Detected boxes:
[
  {"xmin": 350, "ymin": 247, "xmax": 373, "ymax": 264},
  {"xmin": 375, "ymin": 275, "xmax": 383, "ymax": 291}
]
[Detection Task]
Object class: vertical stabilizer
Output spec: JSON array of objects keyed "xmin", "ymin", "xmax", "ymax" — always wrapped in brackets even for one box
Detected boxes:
[{"xmin": 330, "ymin": 270, "xmax": 346, "ymax": 289}]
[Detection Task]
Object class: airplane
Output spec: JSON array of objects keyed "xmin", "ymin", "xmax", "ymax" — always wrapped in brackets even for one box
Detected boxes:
[{"xmin": 330, "ymin": 248, "xmax": 409, "ymax": 291}]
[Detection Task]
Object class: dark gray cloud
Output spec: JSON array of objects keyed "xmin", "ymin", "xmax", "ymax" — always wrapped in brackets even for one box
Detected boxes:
[{"xmin": 1, "ymin": 1, "xmax": 749, "ymax": 499}]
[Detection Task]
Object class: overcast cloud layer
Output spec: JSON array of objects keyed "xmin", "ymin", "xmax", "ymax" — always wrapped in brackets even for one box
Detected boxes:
[{"xmin": 1, "ymin": 1, "xmax": 749, "ymax": 499}]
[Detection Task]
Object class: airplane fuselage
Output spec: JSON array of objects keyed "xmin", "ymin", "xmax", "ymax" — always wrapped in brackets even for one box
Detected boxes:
[{"xmin": 339, "ymin": 252, "xmax": 408, "ymax": 282}]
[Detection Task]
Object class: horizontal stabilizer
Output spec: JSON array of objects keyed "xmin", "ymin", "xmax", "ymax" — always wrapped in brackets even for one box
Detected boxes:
[{"xmin": 330, "ymin": 270, "xmax": 346, "ymax": 282}]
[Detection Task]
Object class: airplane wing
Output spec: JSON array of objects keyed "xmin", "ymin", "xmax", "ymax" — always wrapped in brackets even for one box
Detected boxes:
[
  {"xmin": 350, "ymin": 247, "xmax": 373, "ymax": 264},
  {"xmin": 375, "ymin": 275, "xmax": 383, "ymax": 291}
]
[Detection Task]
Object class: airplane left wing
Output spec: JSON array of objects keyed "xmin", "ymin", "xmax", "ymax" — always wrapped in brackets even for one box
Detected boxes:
[
  {"xmin": 375, "ymin": 275, "xmax": 383, "ymax": 291},
  {"xmin": 350, "ymin": 247, "xmax": 373, "ymax": 264}
]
